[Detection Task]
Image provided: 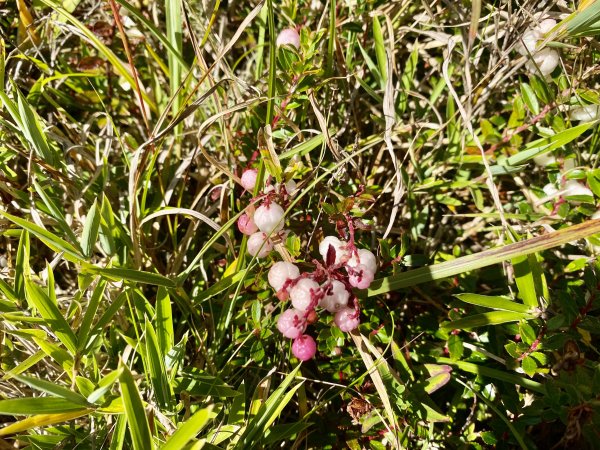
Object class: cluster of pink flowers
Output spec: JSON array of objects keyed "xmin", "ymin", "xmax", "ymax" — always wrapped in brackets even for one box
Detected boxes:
[
  {"xmin": 236, "ymin": 170, "xmax": 377, "ymax": 361},
  {"xmin": 269, "ymin": 236, "xmax": 377, "ymax": 361},
  {"xmin": 237, "ymin": 168, "xmax": 297, "ymax": 258}
]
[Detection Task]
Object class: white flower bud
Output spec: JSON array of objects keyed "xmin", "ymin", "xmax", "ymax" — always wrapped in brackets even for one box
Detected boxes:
[
  {"xmin": 334, "ymin": 307, "xmax": 360, "ymax": 332},
  {"xmin": 247, "ymin": 232, "xmax": 273, "ymax": 258},
  {"xmin": 319, "ymin": 280, "xmax": 350, "ymax": 312},
  {"xmin": 241, "ymin": 169, "xmax": 258, "ymax": 191},
  {"xmin": 268, "ymin": 262, "xmax": 300, "ymax": 292},
  {"xmin": 254, "ymin": 202, "xmax": 285, "ymax": 234},
  {"xmin": 517, "ymin": 28, "xmax": 541, "ymax": 55},
  {"xmin": 276, "ymin": 28, "xmax": 300, "ymax": 49},
  {"xmin": 563, "ymin": 180, "xmax": 593, "ymax": 199},
  {"xmin": 318, "ymin": 236, "xmax": 349, "ymax": 265},
  {"xmin": 346, "ymin": 249, "xmax": 377, "ymax": 274},
  {"xmin": 277, "ymin": 308, "xmax": 306, "ymax": 339},
  {"xmin": 569, "ymin": 105, "xmax": 600, "ymax": 123},
  {"xmin": 526, "ymin": 48, "xmax": 559, "ymax": 76},
  {"xmin": 290, "ymin": 278, "xmax": 320, "ymax": 312}
]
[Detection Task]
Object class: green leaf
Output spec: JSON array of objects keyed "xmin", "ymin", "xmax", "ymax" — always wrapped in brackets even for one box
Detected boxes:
[
  {"xmin": 520, "ymin": 83, "xmax": 539, "ymax": 115},
  {"xmin": 88, "ymin": 369, "xmax": 122, "ymax": 404},
  {"xmin": 144, "ymin": 318, "xmax": 173, "ymax": 409},
  {"xmin": 162, "ymin": 405, "xmax": 217, "ymax": 450},
  {"xmin": 372, "ymin": 15, "xmax": 387, "ymax": 84},
  {"xmin": 174, "ymin": 369, "xmax": 240, "ymax": 398},
  {"xmin": 436, "ymin": 357, "xmax": 544, "ymax": 393},
  {"xmin": 81, "ymin": 199, "xmax": 101, "ymax": 258},
  {"xmin": 0, "ymin": 409, "xmax": 92, "ymax": 436},
  {"xmin": 423, "ymin": 372, "xmax": 452, "ymax": 394},
  {"xmin": 368, "ymin": 219, "xmax": 600, "ymax": 296},
  {"xmin": 565, "ymin": 257, "xmax": 587, "ymax": 273},
  {"xmin": 507, "ymin": 122, "xmax": 594, "ymax": 166},
  {"xmin": 77, "ymin": 278, "xmax": 107, "ymax": 350},
  {"xmin": 239, "ymin": 365, "xmax": 302, "ymax": 448},
  {"xmin": 0, "ymin": 397, "xmax": 87, "ymax": 415},
  {"xmin": 32, "ymin": 180, "xmax": 79, "ymax": 246},
  {"xmin": 98, "ymin": 194, "xmax": 117, "ymax": 255},
  {"xmin": 442, "ymin": 311, "xmax": 535, "ymax": 330},
  {"xmin": 454, "ymin": 294, "xmax": 532, "ymax": 313},
  {"xmin": 0, "ymin": 210, "xmax": 84, "ymax": 263},
  {"xmin": 587, "ymin": 169, "xmax": 600, "ymax": 197},
  {"xmin": 14, "ymin": 230, "xmax": 29, "ymax": 300},
  {"xmin": 512, "ymin": 253, "xmax": 541, "ymax": 308},
  {"xmin": 24, "ymin": 278, "xmax": 78, "ymax": 354},
  {"xmin": 119, "ymin": 363, "xmax": 154, "ymax": 450},
  {"xmin": 155, "ymin": 286, "xmax": 174, "ymax": 356},
  {"xmin": 14, "ymin": 375, "xmax": 89, "ymax": 406},
  {"xmin": 85, "ymin": 267, "xmax": 176, "ymax": 288},
  {"xmin": 447, "ymin": 334, "xmax": 464, "ymax": 360},
  {"xmin": 521, "ymin": 356, "xmax": 537, "ymax": 377},
  {"xmin": 14, "ymin": 84, "xmax": 55, "ymax": 164}
]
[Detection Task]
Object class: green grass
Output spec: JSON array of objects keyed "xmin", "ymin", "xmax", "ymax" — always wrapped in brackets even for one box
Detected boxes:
[{"xmin": 1, "ymin": 0, "xmax": 600, "ymax": 449}]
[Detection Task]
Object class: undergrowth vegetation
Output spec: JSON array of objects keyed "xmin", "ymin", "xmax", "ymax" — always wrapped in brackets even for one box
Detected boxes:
[{"xmin": 1, "ymin": 0, "xmax": 600, "ymax": 448}]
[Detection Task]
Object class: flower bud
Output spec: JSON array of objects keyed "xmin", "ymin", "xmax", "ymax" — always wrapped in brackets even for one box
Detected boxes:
[
  {"xmin": 526, "ymin": 48, "xmax": 559, "ymax": 76},
  {"xmin": 241, "ymin": 168, "xmax": 258, "ymax": 191},
  {"xmin": 254, "ymin": 202, "xmax": 285, "ymax": 234},
  {"xmin": 563, "ymin": 180, "xmax": 593, "ymax": 200},
  {"xmin": 292, "ymin": 334, "xmax": 316, "ymax": 361},
  {"xmin": 569, "ymin": 105, "xmax": 600, "ymax": 123},
  {"xmin": 247, "ymin": 232, "xmax": 273, "ymax": 258},
  {"xmin": 268, "ymin": 261, "xmax": 300, "ymax": 292},
  {"xmin": 346, "ymin": 249, "xmax": 377, "ymax": 274},
  {"xmin": 237, "ymin": 213, "xmax": 258, "ymax": 235},
  {"xmin": 319, "ymin": 280, "xmax": 350, "ymax": 312},
  {"xmin": 318, "ymin": 236, "xmax": 349, "ymax": 265},
  {"xmin": 290, "ymin": 278, "xmax": 320, "ymax": 311},
  {"xmin": 277, "ymin": 308, "xmax": 306, "ymax": 339},
  {"xmin": 334, "ymin": 307, "xmax": 360, "ymax": 332},
  {"xmin": 347, "ymin": 264, "xmax": 375, "ymax": 289},
  {"xmin": 276, "ymin": 28, "xmax": 300, "ymax": 49}
]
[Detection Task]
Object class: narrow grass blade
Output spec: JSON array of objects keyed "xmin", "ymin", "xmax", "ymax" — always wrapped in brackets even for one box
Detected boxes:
[
  {"xmin": 88, "ymin": 368, "xmax": 123, "ymax": 404},
  {"xmin": 0, "ymin": 409, "xmax": 92, "ymax": 436},
  {"xmin": 38, "ymin": 0, "xmax": 156, "ymax": 111},
  {"xmin": 24, "ymin": 278, "xmax": 78, "ymax": 354},
  {"xmin": 85, "ymin": 267, "xmax": 175, "ymax": 288},
  {"xmin": 14, "ymin": 85, "xmax": 55, "ymax": 164},
  {"xmin": 238, "ymin": 365, "xmax": 300, "ymax": 448},
  {"xmin": 119, "ymin": 363, "xmax": 154, "ymax": 450},
  {"xmin": 14, "ymin": 375, "xmax": 89, "ymax": 406},
  {"xmin": 77, "ymin": 278, "xmax": 107, "ymax": 349},
  {"xmin": 0, "ymin": 210, "xmax": 84, "ymax": 262},
  {"xmin": 80, "ymin": 199, "xmax": 100, "ymax": 258},
  {"xmin": 14, "ymin": 229, "xmax": 29, "ymax": 300},
  {"xmin": 368, "ymin": 219, "xmax": 600, "ymax": 296},
  {"xmin": 372, "ymin": 16, "xmax": 387, "ymax": 84},
  {"xmin": 155, "ymin": 286, "xmax": 174, "ymax": 356},
  {"xmin": 2, "ymin": 350, "xmax": 46, "ymax": 381},
  {"xmin": 162, "ymin": 405, "xmax": 216, "ymax": 450},
  {"xmin": 32, "ymin": 179, "xmax": 79, "ymax": 245},
  {"xmin": 454, "ymin": 294, "xmax": 531, "ymax": 313},
  {"xmin": 507, "ymin": 122, "xmax": 594, "ymax": 166},
  {"xmin": 436, "ymin": 357, "xmax": 544, "ymax": 393},
  {"xmin": 144, "ymin": 318, "xmax": 173, "ymax": 410},
  {"xmin": 442, "ymin": 311, "xmax": 535, "ymax": 330},
  {"xmin": 0, "ymin": 398, "xmax": 87, "ymax": 415}
]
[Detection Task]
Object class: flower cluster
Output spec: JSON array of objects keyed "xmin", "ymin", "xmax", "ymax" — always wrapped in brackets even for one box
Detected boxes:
[
  {"xmin": 237, "ymin": 168, "xmax": 297, "ymax": 259},
  {"xmin": 236, "ymin": 168, "xmax": 377, "ymax": 361},
  {"xmin": 269, "ymin": 236, "xmax": 377, "ymax": 361},
  {"xmin": 517, "ymin": 17, "xmax": 559, "ymax": 76}
]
